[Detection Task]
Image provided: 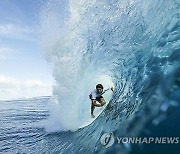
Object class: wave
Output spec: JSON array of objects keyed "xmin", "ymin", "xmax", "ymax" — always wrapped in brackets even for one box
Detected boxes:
[{"xmin": 40, "ymin": 0, "xmax": 179, "ymax": 153}]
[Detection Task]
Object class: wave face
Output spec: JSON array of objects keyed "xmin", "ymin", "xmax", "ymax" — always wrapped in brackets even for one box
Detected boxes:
[{"xmin": 40, "ymin": 0, "xmax": 180, "ymax": 153}]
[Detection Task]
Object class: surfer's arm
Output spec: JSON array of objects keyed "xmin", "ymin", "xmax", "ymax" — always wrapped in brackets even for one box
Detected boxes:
[{"xmin": 100, "ymin": 88, "xmax": 110, "ymax": 95}]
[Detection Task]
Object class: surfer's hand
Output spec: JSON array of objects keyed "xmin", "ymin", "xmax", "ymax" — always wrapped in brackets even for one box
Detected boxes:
[
  {"xmin": 111, "ymin": 87, "xmax": 114, "ymax": 92},
  {"xmin": 101, "ymin": 102, "xmax": 106, "ymax": 106}
]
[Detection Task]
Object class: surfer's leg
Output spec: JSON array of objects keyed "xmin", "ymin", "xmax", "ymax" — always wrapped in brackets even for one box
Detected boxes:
[
  {"xmin": 99, "ymin": 97, "xmax": 106, "ymax": 106},
  {"xmin": 91, "ymin": 105, "xmax": 95, "ymax": 116},
  {"xmin": 91, "ymin": 100, "xmax": 102, "ymax": 107},
  {"xmin": 91, "ymin": 100, "xmax": 101, "ymax": 118}
]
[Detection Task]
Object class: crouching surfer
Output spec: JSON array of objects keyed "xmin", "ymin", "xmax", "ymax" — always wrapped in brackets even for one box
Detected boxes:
[{"xmin": 89, "ymin": 84, "xmax": 114, "ymax": 118}]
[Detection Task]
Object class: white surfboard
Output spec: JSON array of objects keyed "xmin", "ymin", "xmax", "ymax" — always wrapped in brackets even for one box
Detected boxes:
[{"xmin": 79, "ymin": 90, "xmax": 112, "ymax": 128}]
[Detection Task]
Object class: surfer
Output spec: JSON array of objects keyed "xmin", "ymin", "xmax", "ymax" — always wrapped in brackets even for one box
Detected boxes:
[{"xmin": 89, "ymin": 84, "xmax": 114, "ymax": 118}]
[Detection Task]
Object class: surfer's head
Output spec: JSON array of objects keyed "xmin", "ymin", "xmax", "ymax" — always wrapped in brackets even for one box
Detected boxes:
[{"xmin": 96, "ymin": 84, "xmax": 103, "ymax": 93}]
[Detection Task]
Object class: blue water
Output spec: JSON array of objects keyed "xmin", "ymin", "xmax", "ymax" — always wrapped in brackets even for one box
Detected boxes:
[
  {"xmin": 1, "ymin": 0, "xmax": 180, "ymax": 153},
  {"xmin": 0, "ymin": 97, "xmax": 74, "ymax": 153}
]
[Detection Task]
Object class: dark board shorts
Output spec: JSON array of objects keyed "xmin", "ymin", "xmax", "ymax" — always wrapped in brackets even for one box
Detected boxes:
[{"xmin": 96, "ymin": 96, "xmax": 103, "ymax": 101}]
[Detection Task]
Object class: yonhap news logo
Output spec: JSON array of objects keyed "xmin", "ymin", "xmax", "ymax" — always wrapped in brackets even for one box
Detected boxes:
[
  {"xmin": 100, "ymin": 132, "xmax": 180, "ymax": 148},
  {"xmin": 100, "ymin": 132, "xmax": 115, "ymax": 148}
]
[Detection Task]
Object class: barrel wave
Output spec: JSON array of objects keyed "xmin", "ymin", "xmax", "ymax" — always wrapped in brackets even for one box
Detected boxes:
[{"xmin": 40, "ymin": 0, "xmax": 179, "ymax": 153}]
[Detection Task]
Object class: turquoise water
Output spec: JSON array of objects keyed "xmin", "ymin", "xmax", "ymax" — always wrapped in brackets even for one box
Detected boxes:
[{"xmin": 1, "ymin": 0, "xmax": 180, "ymax": 153}]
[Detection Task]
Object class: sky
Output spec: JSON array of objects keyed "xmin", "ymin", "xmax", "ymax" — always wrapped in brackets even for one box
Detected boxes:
[{"xmin": 0, "ymin": 0, "xmax": 55, "ymax": 100}]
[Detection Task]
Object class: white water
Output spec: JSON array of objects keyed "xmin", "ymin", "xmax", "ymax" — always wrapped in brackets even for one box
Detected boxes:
[{"xmin": 40, "ymin": 0, "xmax": 114, "ymax": 131}]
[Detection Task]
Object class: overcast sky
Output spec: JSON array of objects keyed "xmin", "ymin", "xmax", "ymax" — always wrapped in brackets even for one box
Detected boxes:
[{"xmin": 0, "ymin": 0, "xmax": 55, "ymax": 100}]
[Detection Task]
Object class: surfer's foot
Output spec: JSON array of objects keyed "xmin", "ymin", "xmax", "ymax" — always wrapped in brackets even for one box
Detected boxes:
[{"xmin": 91, "ymin": 114, "xmax": 95, "ymax": 118}]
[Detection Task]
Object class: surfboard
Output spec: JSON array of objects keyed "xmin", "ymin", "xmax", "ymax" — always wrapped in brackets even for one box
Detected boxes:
[{"xmin": 79, "ymin": 90, "xmax": 112, "ymax": 128}]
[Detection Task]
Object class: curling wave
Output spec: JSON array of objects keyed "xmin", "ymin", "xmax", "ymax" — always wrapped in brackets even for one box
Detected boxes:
[{"xmin": 40, "ymin": 0, "xmax": 180, "ymax": 153}]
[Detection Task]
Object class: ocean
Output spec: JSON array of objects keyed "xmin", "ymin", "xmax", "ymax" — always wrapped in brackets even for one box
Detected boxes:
[{"xmin": 1, "ymin": 0, "xmax": 180, "ymax": 153}]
